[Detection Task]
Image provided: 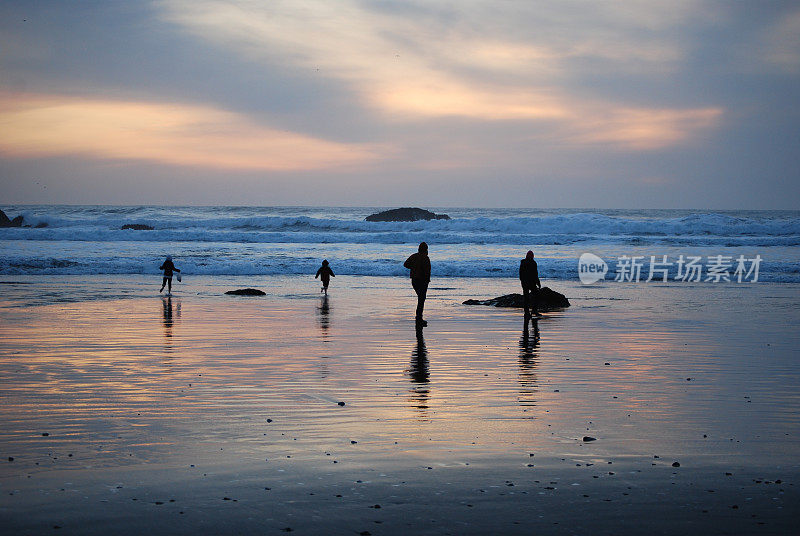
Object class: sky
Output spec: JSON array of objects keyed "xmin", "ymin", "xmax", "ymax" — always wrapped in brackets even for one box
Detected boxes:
[{"xmin": 0, "ymin": 0, "xmax": 798, "ymax": 208}]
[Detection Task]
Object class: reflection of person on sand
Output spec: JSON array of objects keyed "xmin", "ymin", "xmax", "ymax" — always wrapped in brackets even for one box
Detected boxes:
[
  {"xmin": 519, "ymin": 250, "xmax": 541, "ymax": 318},
  {"xmin": 317, "ymin": 294, "xmax": 331, "ymax": 336},
  {"xmin": 161, "ymin": 296, "xmax": 181, "ymax": 352},
  {"xmin": 404, "ymin": 242, "xmax": 431, "ymax": 327},
  {"xmin": 407, "ymin": 326, "xmax": 430, "ymax": 416},
  {"xmin": 159, "ymin": 255, "xmax": 181, "ymax": 294},
  {"xmin": 315, "ymin": 259, "xmax": 335, "ymax": 294},
  {"xmin": 518, "ymin": 316, "xmax": 540, "ymax": 403},
  {"xmin": 162, "ymin": 296, "xmax": 174, "ymax": 330}
]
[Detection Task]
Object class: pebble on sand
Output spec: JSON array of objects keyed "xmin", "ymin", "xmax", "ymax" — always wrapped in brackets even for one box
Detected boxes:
[
  {"xmin": 672, "ymin": 462, "xmax": 681, "ymax": 467},
  {"xmin": 583, "ymin": 436, "xmax": 597, "ymax": 442},
  {"xmin": 337, "ymin": 401, "xmax": 346, "ymax": 406}
]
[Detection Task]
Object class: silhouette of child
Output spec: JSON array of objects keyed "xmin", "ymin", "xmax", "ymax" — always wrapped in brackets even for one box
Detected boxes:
[
  {"xmin": 315, "ymin": 259, "xmax": 335, "ymax": 294},
  {"xmin": 159, "ymin": 255, "xmax": 181, "ymax": 294}
]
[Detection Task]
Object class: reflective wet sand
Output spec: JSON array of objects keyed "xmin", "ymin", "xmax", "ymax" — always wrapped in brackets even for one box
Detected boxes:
[{"xmin": 0, "ymin": 276, "xmax": 798, "ymax": 534}]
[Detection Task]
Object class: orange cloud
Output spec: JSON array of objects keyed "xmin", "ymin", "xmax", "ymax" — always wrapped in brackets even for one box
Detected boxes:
[
  {"xmin": 566, "ymin": 106, "xmax": 724, "ymax": 150},
  {"xmin": 158, "ymin": 1, "xmax": 723, "ymax": 152},
  {"xmin": 0, "ymin": 93, "xmax": 387, "ymax": 170}
]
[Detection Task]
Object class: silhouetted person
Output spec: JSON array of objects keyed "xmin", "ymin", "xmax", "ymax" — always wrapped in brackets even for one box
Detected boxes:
[
  {"xmin": 519, "ymin": 250, "xmax": 541, "ymax": 317},
  {"xmin": 159, "ymin": 255, "xmax": 180, "ymax": 294},
  {"xmin": 404, "ymin": 242, "xmax": 431, "ymax": 327},
  {"xmin": 315, "ymin": 259, "xmax": 335, "ymax": 294}
]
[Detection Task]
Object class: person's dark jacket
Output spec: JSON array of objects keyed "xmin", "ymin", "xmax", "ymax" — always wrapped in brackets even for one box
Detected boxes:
[
  {"xmin": 160, "ymin": 259, "xmax": 179, "ymax": 277},
  {"xmin": 404, "ymin": 253, "xmax": 431, "ymax": 282},
  {"xmin": 316, "ymin": 265, "xmax": 335, "ymax": 282},
  {"xmin": 519, "ymin": 258, "xmax": 540, "ymax": 289}
]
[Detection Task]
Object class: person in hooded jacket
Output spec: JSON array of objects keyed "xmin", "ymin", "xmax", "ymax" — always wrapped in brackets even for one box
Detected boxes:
[
  {"xmin": 519, "ymin": 250, "xmax": 541, "ymax": 317},
  {"xmin": 404, "ymin": 242, "xmax": 431, "ymax": 327},
  {"xmin": 159, "ymin": 255, "xmax": 180, "ymax": 294},
  {"xmin": 315, "ymin": 259, "xmax": 335, "ymax": 294}
]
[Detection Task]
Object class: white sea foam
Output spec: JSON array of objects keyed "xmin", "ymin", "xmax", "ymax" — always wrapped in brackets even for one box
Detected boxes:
[{"xmin": 1, "ymin": 206, "xmax": 798, "ymax": 281}]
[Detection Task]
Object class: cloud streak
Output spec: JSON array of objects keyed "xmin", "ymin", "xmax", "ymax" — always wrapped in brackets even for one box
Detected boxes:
[
  {"xmin": 157, "ymin": 0, "xmax": 723, "ymax": 150},
  {"xmin": 0, "ymin": 93, "xmax": 387, "ymax": 170}
]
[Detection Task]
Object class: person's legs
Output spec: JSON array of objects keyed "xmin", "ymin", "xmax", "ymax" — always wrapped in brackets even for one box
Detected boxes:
[
  {"xmin": 522, "ymin": 285, "xmax": 531, "ymax": 317},
  {"xmin": 160, "ymin": 277, "xmax": 168, "ymax": 292},
  {"xmin": 412, "ymin": 278, "xmax": 428, "ymax": 322},
  {"xmin": 166, "ymin": 277, "xmax": 172, "ymax": 294}
]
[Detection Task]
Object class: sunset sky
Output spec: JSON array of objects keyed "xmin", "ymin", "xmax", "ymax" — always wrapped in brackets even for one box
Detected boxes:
[{"xmin": 1, "ymin": 1, "xmax": 798, "ymax": 208}]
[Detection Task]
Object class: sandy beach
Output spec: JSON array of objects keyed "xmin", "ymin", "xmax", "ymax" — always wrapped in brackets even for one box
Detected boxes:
[{"xmin": 0, "ymin": 274, "xmax": 797, "ymax": 534}]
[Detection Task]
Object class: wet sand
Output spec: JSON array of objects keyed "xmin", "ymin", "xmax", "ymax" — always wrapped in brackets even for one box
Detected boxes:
[{"xmin": 0, "ymin": 275, "xmax": 798, "ymax": 534}]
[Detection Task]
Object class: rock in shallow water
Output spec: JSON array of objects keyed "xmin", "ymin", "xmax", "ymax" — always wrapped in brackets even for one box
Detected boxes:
[
  {"xmin": 0, "ymin": 209, "xmax": 24, "ymax": 227},
  {"xmin": 462, "ymin": 287, "xmax": 570, "ymax": 310},
  {"xmin": 225, "ymin": 288, "xmax": 266, "ymax": 296},
  {"xmin": 365, "ymin": 207, "xmax": 450, "ymax": 222},
  {"xmin": 121, "ymin": 223, "xmax": 154, "ymax": 230}
]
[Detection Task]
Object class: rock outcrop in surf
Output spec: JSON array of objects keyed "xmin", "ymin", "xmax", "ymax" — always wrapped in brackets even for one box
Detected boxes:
[
  {"xmin": 365, "ymin": 207, "xmax": 450, "ymax": 222},
  {"xmin": 0, "ymin": 209, "xmax": 24, "ymax": 228},
  {"xmin": 463, "ymin": 288, "xmax": 570, "ymax": 311},
  {"xmin": 121, "ymin": 224, "xmax": 155, "ymax": 230},
  {"xmin": 225, "ymin": 288, "xmax": 266, "ymax": 296}
]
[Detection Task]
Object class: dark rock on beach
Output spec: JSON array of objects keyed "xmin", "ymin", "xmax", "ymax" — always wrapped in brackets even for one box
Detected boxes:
[
  {"xmin": 225, "ymin": 288, "xmax": 266, "ymax": 296},
  {"xmin": 0, "ymin": 209, "xmax": 24, "ymax": 227},
  {"xmin": 463, "ymin": 287, "xmax": 570, "ymax": 310},
  {"xmin": 121, "ymin": 223, "xmax": 154, "ymax": 230},
  {"xmin": 365, "ymin": 207, "xmax": 450, "ymax": 222}
]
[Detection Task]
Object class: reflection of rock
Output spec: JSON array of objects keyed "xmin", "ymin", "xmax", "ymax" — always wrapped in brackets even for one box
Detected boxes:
[
  {"xmin": 463, "ymin": 288, "xmax": 570, "ymax": 310},
  {"xmin": 365, "ymin": 207, "xmax": 450, "ymax": 222},
  {"xmin": 0, "ymin": 209, "xmax": 24, "ymax": 227},
  {"xmin": 121, "ymin": 223, "xmax": 154, "ymax": 230},
  {"xmin": 225, "ymin": 288, "xmax": 266, "ymax": 296}
]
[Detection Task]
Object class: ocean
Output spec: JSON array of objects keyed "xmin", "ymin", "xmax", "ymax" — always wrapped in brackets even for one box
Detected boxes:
[{"xmin": 1, "ymin": 206, "xmax": 799, "ymax": 282}]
